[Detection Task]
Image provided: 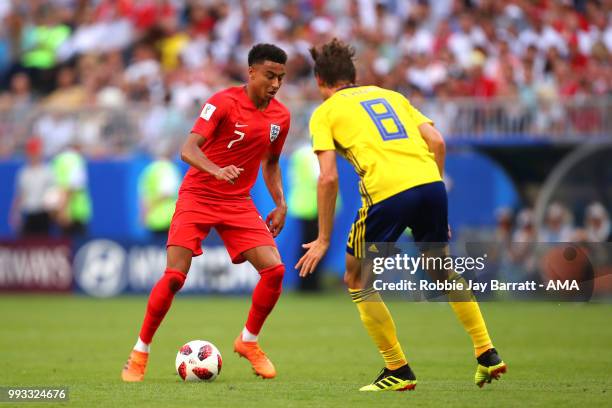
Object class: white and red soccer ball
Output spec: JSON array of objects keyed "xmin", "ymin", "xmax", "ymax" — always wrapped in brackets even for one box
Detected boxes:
[{"xmin": 175, "ymin": 340, "xmax": 222, "ymax": 382}]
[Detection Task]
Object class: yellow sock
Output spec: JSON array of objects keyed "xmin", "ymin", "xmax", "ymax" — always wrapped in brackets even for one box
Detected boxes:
[
  {"xmin": 423, "ymin": 247, "xmax": 494, "ymax": 358},
  {"xmin": 448, "ymin": 300, "xmax": 493, "ymax": 357},
  {"xmin": 349, "ymin": 288, "xmax": 407, "ymax": 370},
  {"xmin": 443, "ymin": 273, "xmax": 493, "ymax": 357}
]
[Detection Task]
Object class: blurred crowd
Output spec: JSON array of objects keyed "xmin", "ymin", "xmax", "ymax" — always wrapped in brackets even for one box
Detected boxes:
[
  {"xmin": 0, "ymin": 0, "xmax": 610, "ymax": 156},
  {"xmin": 496, "ymin": 202, "xmax": 611, "ymax": 244},
  {"xmin": 10, "ymin": 134, "xmax": 181, "ymax": 239},
  {"xmin": 484, "ymin": 202, "xmax": 611, "ymax": 288}
]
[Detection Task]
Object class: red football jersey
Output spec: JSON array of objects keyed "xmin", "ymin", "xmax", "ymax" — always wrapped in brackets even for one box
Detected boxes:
[{"xmin": 180, "ymin": 86, "xmax": 290, "ymax": 200}]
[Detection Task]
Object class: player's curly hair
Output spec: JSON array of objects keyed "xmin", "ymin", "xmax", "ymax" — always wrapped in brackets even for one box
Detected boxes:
[
  {"xmin": 309, "ymin": 38, "xmax": 356, "ymax": 87},
  {"xmin": 248, "ymin": 43, "xmax": 287, "ymax": 66}
]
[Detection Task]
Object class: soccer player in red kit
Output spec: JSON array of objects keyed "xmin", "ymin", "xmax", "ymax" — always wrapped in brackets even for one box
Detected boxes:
[{"xmin": 121, "ymin": 44, "xmax": 291, "ymax": 381}]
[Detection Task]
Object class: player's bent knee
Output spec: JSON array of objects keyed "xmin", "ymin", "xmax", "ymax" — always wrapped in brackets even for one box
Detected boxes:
[
  {"xmin": 260, "ymin": 263, "xmax": 285, "ymax": 290},
  {"xmin": 165, "ymin": 269, "xmax": 187, "ymax": 293},
  {"xmin": 166, "ymin": 246, "xmax": 193, "ymax": 274},
  {"xmin": 343, "ymin": 270, "xmax": 364, "ymax": 289},
  {"xmin": 344, "ymin": 254, "xmax": 363, "ymax": 289},
  {"xmin": 242, "ymin": 246, "xmax": 282, "ymax": 271}
]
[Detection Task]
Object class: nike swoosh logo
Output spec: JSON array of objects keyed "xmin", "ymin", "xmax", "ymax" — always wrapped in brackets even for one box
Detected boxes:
[{"xmin": 235, "ymin": 123, "xmax": 248, "ymax": 128}]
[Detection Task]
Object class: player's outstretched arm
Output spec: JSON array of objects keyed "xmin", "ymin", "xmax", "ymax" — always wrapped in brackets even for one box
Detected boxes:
[
  {"xmin": 261, "ymin": 152, "xmax": 287, "ymax": 237},
  {"xmin": 296, "ymin": 150, "xmax": 338, "ymax": 277},
  {"xmin": 180, "ymin": 132, "xmax": 243, "ymax": 184},
  {"xmin": 419, "ymin": 123, "xmax": 446, "ymax": 177}
]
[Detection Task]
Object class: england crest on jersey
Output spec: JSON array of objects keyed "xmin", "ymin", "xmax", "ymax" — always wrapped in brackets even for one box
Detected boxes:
[{"xmin": 270, "ymin": 124, "xmax": 281, "ymax": 142}]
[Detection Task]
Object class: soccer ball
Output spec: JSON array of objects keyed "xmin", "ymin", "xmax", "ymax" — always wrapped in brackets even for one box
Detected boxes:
[{"xmin": 175, "ymin": 340, "xmax": 222, "ymax": 382}]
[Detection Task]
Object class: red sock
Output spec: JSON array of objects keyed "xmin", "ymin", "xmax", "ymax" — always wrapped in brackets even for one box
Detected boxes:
[
  {"xmin": 139, "ymin": 269, "xmax": 186, "ymax": 344},
  {"xmin": 245, "ymin": 264, "xmax": 285, "ymax": 336}
]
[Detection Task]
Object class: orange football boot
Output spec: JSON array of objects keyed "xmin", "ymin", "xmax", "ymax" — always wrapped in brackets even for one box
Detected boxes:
[
  {"xmin": 233, "ymin": 335, "xmax": 276, "ymax": 379},
  {"xmin": 121, "ymin": 350, "xmax": 148, "ymax": 382}
]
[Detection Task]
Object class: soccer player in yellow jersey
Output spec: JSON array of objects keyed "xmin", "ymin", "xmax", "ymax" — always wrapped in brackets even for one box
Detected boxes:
[{"xmin": 296, "ymin": 39, "xmax": 507, "ymax": 392}]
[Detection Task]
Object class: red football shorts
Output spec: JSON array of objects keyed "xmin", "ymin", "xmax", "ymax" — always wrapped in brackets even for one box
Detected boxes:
[{"xmin": 167, "ymin": 196, "xmax": 276, "ymax": 263}]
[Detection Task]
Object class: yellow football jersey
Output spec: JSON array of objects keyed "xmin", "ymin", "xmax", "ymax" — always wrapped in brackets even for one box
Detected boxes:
[{"xmin": 310, "ymin": 85, "xmax": 442, "ymax": 206}]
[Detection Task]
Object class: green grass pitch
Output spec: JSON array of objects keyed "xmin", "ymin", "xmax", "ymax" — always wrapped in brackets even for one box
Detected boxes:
[{"xmin": 1, "ymin": 294, "xmax": 611, "ymax": 407}]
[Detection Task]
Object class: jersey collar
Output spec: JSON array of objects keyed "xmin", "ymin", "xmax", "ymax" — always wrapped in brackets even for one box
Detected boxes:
[
  {"xmin": 337, "ymin": 84, "xmax": 359, "ymax": 91},
  {"xmin": 241, "ymin": 85, "xmax": 273, "ymax": 112}
]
